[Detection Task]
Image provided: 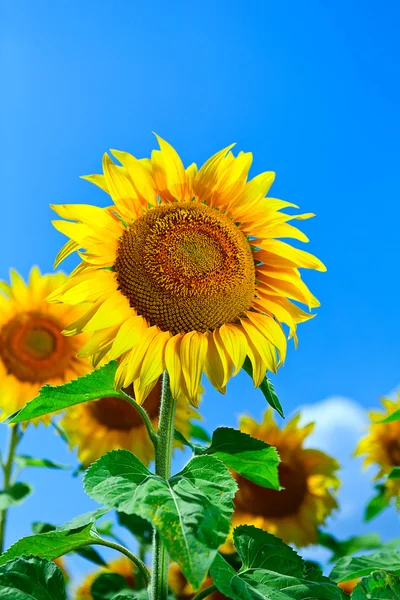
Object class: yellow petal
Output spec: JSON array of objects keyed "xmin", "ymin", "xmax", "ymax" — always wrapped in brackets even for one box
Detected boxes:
[
  {"xmin": 204, "ymin": 331, "xmax": 226, "ymax": 393},
  {"xmin": 180, "ymin": 332, "xmax": 208, "ymax": 406},
  {"xmin": 54, "ymin": 239, "xmax": 80, "ymax": 268},
  {"xmin": 165, "ymin": 334, "xmax": 185, "ymax": 401},
  {"xmin": 218, "ymin": 323, "xmax": 248, "ymax": 377},
  {"xmin": 245, "ymin": 312, "xmax": 287, "ymax": 363},
  {"xmin": 139, "ymin": 330, "xmax": 171, "ymax": 390},
  {"xmin": 109, "ymin": 315, "xmax": 148, "ymax": 360},
  {"xmin": 152, "ymin": 134, "xmax": 187, "ymax": 201}
]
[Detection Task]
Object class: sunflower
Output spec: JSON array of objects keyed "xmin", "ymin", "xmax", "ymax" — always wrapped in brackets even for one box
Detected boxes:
[
  {"xmin": 355, "ymin": 392, "xmax": 400, "ymax": 501},
  {"xmin": 168, "ymin": 563, "xmax": 227, "ymax": 600},
  {"xmin": 48, "ymin": 135, "xmax": 325, "ymax": 407},
  {"xmin": 228, "ymin": 410, "xmax": 340, "ymax": 547},
  {"xmin": 0, "ymin": 268, "xmax": 90, "ymax": 423},
  {"xmin": 61, "ymin": 377, "xmax": 197, "ymax": 466},
  {"xmin": 75, "ymin": 557, "xmax": 135, "ymax": 600}
]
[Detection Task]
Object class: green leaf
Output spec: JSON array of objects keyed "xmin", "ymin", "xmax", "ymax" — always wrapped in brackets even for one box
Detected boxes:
[
  {"xmin": 0, "ymin": 556, "xmax": 66, "ymax": 599},
  {"xmin": 85, "ymin": 451, "xmax": 237, "ymax": 589},
  {"xmin": 204, "ymin": 428, "xmax": 280, "ymax": 489},
  {"xmin": 242, "ymin": 357, "xmax": 284, "ymax": 418},
  {"xmin": 0, "ymin": 483, "xmax": 32, "ymax": 510},
  {"xmin": 365, "ymin": 485, "xmax": 389, "ymax": 522},
  {"xmin": 5, "ymin": 360, "xmax": 121, "ymax": 424},
  {"xmin": 31, "ymin": 520, "xmax": 107, "ymax": 566},
  {"xmin": 233, "ymin": 525, "xmax": 303, "ymax": 576},
  {"xmin": 0, "ymin": 522, "xmax": 100, "ymax": 566},
  {"xmin": 378, "ymin": 409, "xmax": 400, "ymax": 423},
  {"xmin": 211, "ymin": 553, "xmax": 344, "ymax": 600},
  {"xmin": 117, "ymin": 513, "xmax": 153, "ymax": 546},
  {"xmin": 15, "ymin": 455, "xmax": 71, "ymax": 471},
  {"xmin": 330, "ymin": 550, "xmax": 400, "ymax": 583},
  {"xmin": 318, "ymin": 530, "xmax": 400, "ymax": 563},
  {"xmin": 389, "ymin": 467, "xmax": 400, "ymax": 479},
  {"xmin": 351, "ymin": 570, "xmax": 400, "ymax": 599},
  {"xmin": 91, "ymin": 573, "xmax": 134, "ymax": 600},
  {"xmin": 189, "ymin": 423, "xmax": 211, "ymax": 443}
]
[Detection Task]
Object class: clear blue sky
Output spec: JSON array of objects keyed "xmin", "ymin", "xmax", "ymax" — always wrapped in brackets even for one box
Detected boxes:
[{"xmin": 1, "ymin": 0, "xmax": 399, "ymax": 586}]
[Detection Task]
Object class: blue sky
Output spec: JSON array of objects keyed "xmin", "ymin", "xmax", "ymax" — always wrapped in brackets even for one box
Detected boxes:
[{"xmin": 1, "ymin": 0, "xmax": 399, "ymax": 589}]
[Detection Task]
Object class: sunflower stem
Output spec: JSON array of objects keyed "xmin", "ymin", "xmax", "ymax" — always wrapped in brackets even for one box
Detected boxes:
[
  {"xmin": 192, "ymin": 585, "xmax": 218, "ymax": 600},
  {"xmin": 0, "ymin": 425, "xmax": 21, "ymax": 553},
  {"xmin": 151, "ymin": 371, "xmax": 176, "ymax": 600},
  {"xmin": 119, "ymin": 391, "xmax": 158, "ymax": 450},
  {"xmin": 94, "ymin": 537, "xmax": 150, "ymax": 585}
]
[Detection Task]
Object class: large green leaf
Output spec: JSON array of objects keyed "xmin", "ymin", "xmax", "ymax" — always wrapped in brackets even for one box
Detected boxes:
[
  {"xmin": 0, "ymin": 521, "xmax": 100, "ymax": 566},
  {"xmin": 14, "ymin": 455, "xmax": 71, "ymax": 471},
  {"xmin": 330, "ymin": 550, "xmax": 400, "ymax": 583},
  {"xmin": 85, "ymin": 451, "xmax": 237, "ymax": 588},
  {"xmin": 4, "ymin": 361, "xmax": 123, "ymax": 424},
  {"xmin": 233, "ymin": 525, "xmax": 303, "ymax": 576},
  {"xmin": 210, "ymin": 553, "xmax": 344, "ymax": 600},
  {"xmin": 31, "ymin": 522, "xmax": 106, "ymax": 566},
  {"xmin": 351, "ymin": 570, "xmax": 400, "ymax": 599},
  {"xmin": 175, "ymin": 427, "xmax": 280, "ymax": 489},
  {"xmin": 117, "ymin": 513, "xmax": 153, "ymax": 547},
  {"xmin": 189, "ymin": 423, "xmax": 211, "ymax": 443},
  {"xmin": 242, "ymin": 357, "xmax": 284, "ymax": 417},
  {"xmin": 204, "ymin": 428, "xmax": 280, "ymax": 489},
  {"xmin": 364, "ymin": 485, "xmax": 389, "ymax": 522},
  {"xmin": 318, "ymin": 530, "xmax": 400, "ymax": 563},
  {"xmin": 0, "ymin": 556, "xmax": 66, "ymax": 600},
  {"xmin": 0, "ymin": 483, "xmax": 32, "ymax": 510}
]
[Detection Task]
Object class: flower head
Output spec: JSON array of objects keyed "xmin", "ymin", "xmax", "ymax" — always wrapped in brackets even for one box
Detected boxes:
[
  {"xmin": 0, "ymin": 268, "xmax": 90, "ymax": 423},
  {"xmin": 75, "ymin": 557, "xmax": 135, "ymax": 600},
  {"xmin": 228, "ymin": 410, "xmax": 340, "ymax": 547},
  {"xmin": 61, "ymin": 378, "xmax": 197, "ymax": 466},
  {"xmin": 49, "ymin": 136, "xmax": 325, "ymax": 406},
  {"xmin": 355, "ymin": 392, "xmax": 400, "ymax": 501}
]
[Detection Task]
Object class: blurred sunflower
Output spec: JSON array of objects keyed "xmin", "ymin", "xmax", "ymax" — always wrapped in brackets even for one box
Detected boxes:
[
  {"xmin": 53, "ymin": 557, "xmax": 69, "ymax": 583},
  {"xmin": 168, "ymin": 563, "xmax": 227, "ymax": 600},
  {"xmin": 228, "ymin": 410, "xmax": 340, "ymax": 547},
  {"xmin": 0, "ymin": 268, "xmax": 90, "ymax": 423},
  {"xmin": 355, "ymin": 393, "xmax": 400, "ymax": 501},
  {"xmin": 75, "ymin": 557, "xmax": 135, "ymax": 600},
  {"xmin": 49, "ymin": 135, "xmax": 325, "ymax": 406},
  {"xmin": 337, "ymin": 578, "xmax": 359, "ymax": 595},
  {"xmin": 61, "ymin": 378, "xmax": 197, "ymax": 466}
]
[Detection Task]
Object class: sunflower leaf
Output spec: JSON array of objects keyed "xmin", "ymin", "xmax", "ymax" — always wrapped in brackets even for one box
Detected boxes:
[
  {"xmin": 117, "ymin": 512, "xmax": 153, "ymax": 547},
  {"xmin": 389, "ymin": 467, "xmax": 400, "ymax": 479},
  {"xmin": 4, "ymin": 360, "xmax": 122, "ymax": 424},
  {"xmin": 189, "ymin": 423, "xmax": 211, "ymax": 443},
  {"xmin": 351, "ymin": 570, "xmax": 400, "ymax": 599},
  {"xmin": 242, "ymin": 357, "xmax": 284, "ymax": 418},
  {"xmin": 364, "ymin": 485, "xmax": 389, "ymax": 522},
  {"xmin": 330, "ymin": 549, "xmax": 400, "ymax": 583},
  {"xmin": 203, "ymin": 428, "xmax": 281, "ymax": 489},
  {"xmin": 378, "ymin": 409, "xmax": 400, "ymax": 423},
  {"xmin": 210, "ymin": 552, "xmax": 344, "ymax": 600},
  {"xmin": 0, "ymin": 521, "xmax": 101, "ymax": 566},
  {"xmin": 15, "ymin": 455, "xmax": 71, "ymax": 471},
  {"xmin": 0, "ymin": 556, "xmax": 66, "ymax": 599},
  {"xmin": 234, "ymin": 525, "xmax": 304, "ymax": 576},
  {"xmin": 91, "ymin": 573, "xmax": 134, "ymax": 600},
  {"xmin": 84, "ymin": 451, "xmax": 237, "ymax": 589},
  {"xmin": 0, "ymin": 482, "xmax": 32, "ymax": 510},
  {"xmin": 317, "ymin": 530, "xmax": 400, "ymax": 563}
]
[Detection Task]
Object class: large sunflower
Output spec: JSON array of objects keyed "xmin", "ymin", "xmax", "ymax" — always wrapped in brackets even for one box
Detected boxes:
[
  {"xmin": 75, "ymin": 557, "xmax": 135, "ymax": 600},
  {"xmin": 229, "ymin": 410, "xmax": 340, "ymax": 547},
  {"xmin": 49, "ymin": 135, "xmax": 325, "ymax": 406},
  {"xmin": 0, "ymin": 268, "xmax": 90, "ymax": 422},
  {"xmin": 61, "ymin": 378, "xmax": 197, "ymax": 466},
  {"xmin": 355, "ymin": 393, "xmax": 400, "ymax": 501}
]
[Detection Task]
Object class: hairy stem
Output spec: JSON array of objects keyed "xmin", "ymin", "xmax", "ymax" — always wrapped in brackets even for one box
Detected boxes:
[
  {"xmin": 0, "ymin": 425, "xmax": 21, "ymax": 553},
  {"xmin": 94, "ymin": 537, "xmax": 150, "ymax": 586},
  {"xmin": 119, "ymin": 391, "xmax": 158, "ymax": 450},
  {"xmin": 151, "ymin": 371, "xmax": 177, "ymax": 600},
  {"xmin": 192, "ymin": 585, "xmax": 218, "ymax": 600}
]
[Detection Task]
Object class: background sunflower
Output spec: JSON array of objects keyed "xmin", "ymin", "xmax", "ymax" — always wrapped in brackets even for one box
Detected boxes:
[
  {"xmin": 0, "ymin": 268, "xmax": 90, "ymax": 422},
  {"xmin": 228, "ymin": 409, "xmax": 340, "ymax": 547}
]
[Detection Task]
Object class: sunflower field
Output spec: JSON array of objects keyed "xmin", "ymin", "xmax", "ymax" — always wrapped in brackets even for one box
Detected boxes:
[{"xmin": 1, "ymin": 4, "xmax": 399, "ymax": 600}]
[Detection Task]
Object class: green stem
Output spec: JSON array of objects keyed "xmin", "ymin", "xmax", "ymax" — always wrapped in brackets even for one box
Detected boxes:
[
  {"xmin": 119, "ymin": 391, "xmax": 158, "ymax": 450},
  {"xmin": 192, "ymin": 585, "xmax": 217, "ymax": 600},
  {"xmin": 151, "ymin": 371, "xmax": 177, "ymax": 600},
  {"xmin": 0, "ymin": 425, "xmax": 21, "ymax": 553},
  {"xmin": 94, "ymin": 537, "xmax": 150, "ymax": 586}
]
